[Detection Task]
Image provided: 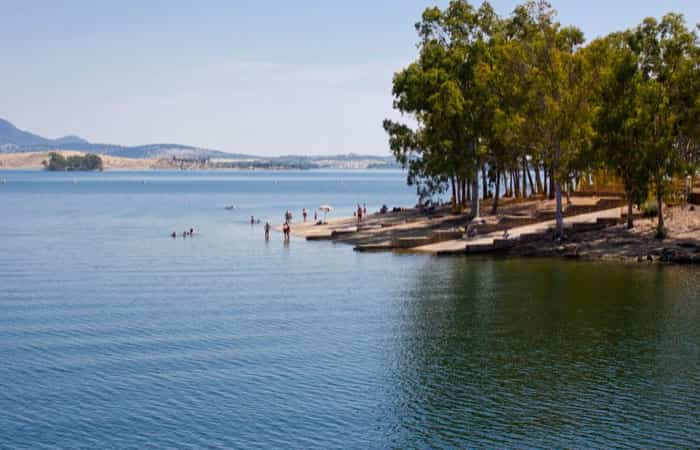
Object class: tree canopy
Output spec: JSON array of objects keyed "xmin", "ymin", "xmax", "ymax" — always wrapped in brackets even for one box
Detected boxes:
[
  {"xmin": 386, "ymin": 0, "xmax": 700, "ymax": 237},
  {"xmin": 45, "ymin": 152, "xmax": 103, "ymax": 172}
]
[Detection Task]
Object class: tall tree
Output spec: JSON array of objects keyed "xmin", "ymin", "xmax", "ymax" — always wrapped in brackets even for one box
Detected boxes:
[
  {"xmin": 511, "ymin": 1, "xmax": 592, "ymax": 237},
  {"xmin": 588, "ymin": 33, "xmax": 650, "ymax": 228},
  {"xmin": 385, "ymin": 1, "xmax": 500, "ymax": 217},
  {"xmin": 629, "ymin": 14, "xmax": 698, "ymax": 237}
]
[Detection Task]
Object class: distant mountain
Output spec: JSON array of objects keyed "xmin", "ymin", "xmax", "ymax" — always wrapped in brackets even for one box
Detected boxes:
[
  {"xmin": 0, "ymin": 117, "xmax": 251, "ymax": 160},
  {"xmin": 53, "ymin": 135, "xmax": 89, "ymax": 145},
  {"xmin": 0, "ymin": 117, "xmax": 399, "ymax": 169},
  {"xmin": 0, "ymin": 118, "xmax": 53, "ymax": 147}
]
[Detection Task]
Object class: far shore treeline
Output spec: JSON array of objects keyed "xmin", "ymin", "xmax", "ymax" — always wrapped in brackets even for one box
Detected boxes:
[
  {"xmin": 44, "ymin": 152, "xmax": 103, "ymax": 172},
  {"xmin": 385, "ymin": 0, "xmax": 700, "ymax": 238}
]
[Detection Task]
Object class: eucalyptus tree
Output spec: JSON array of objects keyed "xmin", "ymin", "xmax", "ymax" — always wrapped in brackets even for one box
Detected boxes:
[
  {"xmin": 629, "ymin": 14, "xmax": 698, "ymax": 237},
  {"xmin": 385, "ymin": 0, "xmax": 500, "ymax": 216},
  {"xmin": 587, "ymin": 33, "xmax": 650, "ymax": 228},
  {"xmin": 509, "ymin": 1, "xmax": 592, "ymax": 237}
]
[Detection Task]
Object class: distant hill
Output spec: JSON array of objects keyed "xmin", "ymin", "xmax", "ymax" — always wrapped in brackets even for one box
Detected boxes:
[
  {"xmin": 0, "ymin": 117, "xmax": 399, "ymax": 169},
  {"xmin": 0, "ymin": 118, "xmax": 252, "ymax": 160},
  {"xmin": 0, "ymin": 118, "xmax": 53, "ymax": 147}
]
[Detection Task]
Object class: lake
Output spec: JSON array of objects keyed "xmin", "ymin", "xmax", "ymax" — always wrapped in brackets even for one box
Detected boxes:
[{"xmin": 1, "ymin": 170, "xmax": 698, "ymax": 448}]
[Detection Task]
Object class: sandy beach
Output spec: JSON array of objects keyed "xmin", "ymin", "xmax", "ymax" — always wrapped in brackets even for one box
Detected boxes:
[
  {"xmin": 280, "ymin": 196, "xmax": 700, "ymax": 264},
  {"xmin": 0, "ymin": 151, "xmax": 165, "ymax": 170}
]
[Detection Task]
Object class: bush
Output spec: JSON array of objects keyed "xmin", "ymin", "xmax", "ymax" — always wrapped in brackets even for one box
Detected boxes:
[{"xmin": 46, "ymin": 152, "xmax": 103, "ymax": 171}]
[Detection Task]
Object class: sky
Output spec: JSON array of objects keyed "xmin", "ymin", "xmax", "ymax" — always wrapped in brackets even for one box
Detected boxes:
[{"xmin": 1, "ymin": 0, "xmax": 699, "ymax": 156}]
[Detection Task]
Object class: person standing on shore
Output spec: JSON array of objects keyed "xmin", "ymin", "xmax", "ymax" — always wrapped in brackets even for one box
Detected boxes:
[
  {"xmin": 302, "ymin": 208, "xmax": 308, "ymax": 222},
  {"xmin": 363, "ymin": 203, "xmax": 367, "ymax": 218},
  {"xmin": 264, "ymin": 222, "xmax": 271, "ymax": 240}
]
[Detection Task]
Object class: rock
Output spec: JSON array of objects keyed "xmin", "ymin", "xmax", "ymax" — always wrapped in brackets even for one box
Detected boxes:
[
  {"xmin": 677, "ymin": 241, "xmax": 699, "ymax": 250},
  {"xmin": 660, "ymin": 247, "xmax": 700, "ymax": 264}
]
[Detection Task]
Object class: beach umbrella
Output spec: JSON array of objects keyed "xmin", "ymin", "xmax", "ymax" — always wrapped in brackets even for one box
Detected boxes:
[{"xmin": 319, "ymin": 205, "xmax": 333, "ymax": 222}]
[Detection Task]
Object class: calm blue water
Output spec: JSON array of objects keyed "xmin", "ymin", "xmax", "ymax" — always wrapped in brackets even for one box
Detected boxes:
[{"xmin": 1, "ymin": 170, "xmax": 699, "ymax": 449}]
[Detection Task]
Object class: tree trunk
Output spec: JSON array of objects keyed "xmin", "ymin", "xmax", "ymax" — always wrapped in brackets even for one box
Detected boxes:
[
  {"xmin": 626, "ymin": 195, "xmax": 634, "ymax": 229},
  {"xmin": 542, "ymin": 165, "xmax": 548, "ymax": 197},
  {"xmin": 522, "ymin": 158, "xmax": 528, "ymax": 197},
  {"xmin": 526, "ymin": 160, "xmax": 535, "ymax": 197},
  {"xmin": 471, "ymin": 174, "xmax": 480, "ymax": 219},
  {"xmin": 656, "ymin": 188, "xmax": 665, "ymax": 238},
  {"xmin": 482, "ymin": 165, "xmax": 488, "ymax": 200},
  {"xmin": 548, "ymin": 168, "xmax": 555, "ymax": 200},
  {"xmin": 507, "ymin": 171, "xmax": 513, "ymax": 197},
  {"xmin": 492, "ymin": 170, "xmax": 501, "ymax": 214},
  {"xmin": 514, "ymin": 170, "xmax": 521, "ymax": 198},
  {"xmin": 463, "ymin": 178, "xmax": 468, "ymax": 207},
  {"xmin": 450, "ymin": 177, "xmax": 459, "ymax": 211},
  {"xmin": 534, "ymin": 163, "xmax": 543, "ymax": 195},
  {"xmin": 555, "ymin": 181, "xmax": 564, "ymax": 238},
  {"xmin": 566, "ymin": 180, "xmax": 571, "ymax": 205}
]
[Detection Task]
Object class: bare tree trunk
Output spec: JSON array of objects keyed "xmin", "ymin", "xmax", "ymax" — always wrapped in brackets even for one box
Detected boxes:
[
  {"xmin": 566, "ymin": 180, "xmax": 571, "ymax": 205},
  {"xmin": 507, "ymin": 171, "xmax": 512, "ymax": 197},
  {"xmin": 542, "ymin": 165, "xmax": 548, "ymax": 197},
  {"xmin": 471, "ymin": 173, "xmax": 480, "ymax": 218},
  {"xmin": 526, "ymin": 160, "xmax": 535, "ymax": 197},
  {"xmin": 458, "ymin": 177, "xmax": 464, "ymax": 209},
  {"xmin": 514, "ymin": 169, "xmax": 521, "ymax": 198},
  {"xmin": 482, "ymin": 165, "xmax": 488, "ymax": 200},
  {"xmin": 523, "ymin": 156, "xmax": 527, "ymax": 197},
  {"xmin": 463, "ymin": 178, "xmax": 468, "ymax": 207},
  {"xmin": 534, "ymin": 162, "xmax": 543, "ymax": 195},
  {"xmin": 492, "ymin": 170, "xmax": 501, "ymax": 214},
  {"xmin": 451, "ymin": 177, "xmax": 457, "ymax": 211},
  {"xmin": 555, "ymin": 181, "xmax": 564, "ymax": 238},
  {"xmin": 656, "ymin": 187, "xmax": 665, "ymax": 238},
  {"xmin": 626, "ymin": 195, "xmax": 634, "ymax": 229},
  {"xmin": 548, "ymin": 168, "xmax": 555, "ymax": 200}
]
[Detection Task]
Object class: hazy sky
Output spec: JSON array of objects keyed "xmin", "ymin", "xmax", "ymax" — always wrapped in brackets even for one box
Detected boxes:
[{"xmin": 1, "ymin": 1, "xmax": 699, "ymax": 156}]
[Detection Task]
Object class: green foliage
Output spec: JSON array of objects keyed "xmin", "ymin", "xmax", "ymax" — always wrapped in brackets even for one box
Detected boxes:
[
  {"xmin": 46, "ymin": 152, "xmax": 103, "ymax": 171},
  {"xmin": 386, "ymin": 1, "xmax": 700, "ymax": 234}
]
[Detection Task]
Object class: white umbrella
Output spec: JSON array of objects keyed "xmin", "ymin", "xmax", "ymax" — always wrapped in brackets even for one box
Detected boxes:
[{"xmin": 319, "ymin": 205, "xmax": 333, "ymax": 223}]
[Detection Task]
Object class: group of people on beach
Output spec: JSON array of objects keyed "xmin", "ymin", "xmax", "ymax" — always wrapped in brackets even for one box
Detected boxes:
[{"xmin": 171, "ymin": 228, "xmax": 195, "ymax": 238}]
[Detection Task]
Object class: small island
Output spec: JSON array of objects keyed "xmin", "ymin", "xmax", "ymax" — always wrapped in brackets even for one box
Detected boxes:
[{"xmin": 44, "ymin": 152, "xmax": 103, "ymax": 171}]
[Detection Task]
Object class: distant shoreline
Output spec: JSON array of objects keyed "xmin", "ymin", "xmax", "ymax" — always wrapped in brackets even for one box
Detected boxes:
[{"xmin": 0, "ymin": 151, "xmax": 400, "ymax": 171}]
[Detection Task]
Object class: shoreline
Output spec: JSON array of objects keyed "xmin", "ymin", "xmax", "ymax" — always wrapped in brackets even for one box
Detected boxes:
[
  {"xmin": 0, "ymin": 151, "xmax": 400, "ymax": 171},
  {"xmin": 279, "ymin": 198, "xmax": 700, "ymax": 265}
]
